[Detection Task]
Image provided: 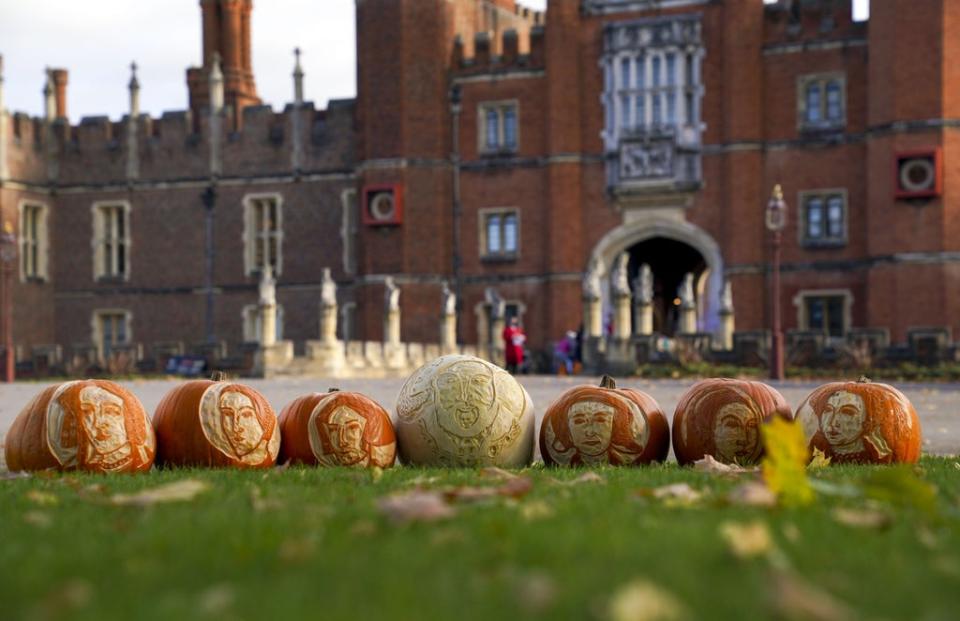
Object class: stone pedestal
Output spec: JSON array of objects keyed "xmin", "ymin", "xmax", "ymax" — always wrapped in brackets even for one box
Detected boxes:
[
  {"xmin": 718, "ymin": 310, "xmax": 735, "ymax": 351},
  {"xmin": 604, "ymin": 338, "xmax": 637, "ymax": 376},
  {"xmin": 253, "ymin": 340, "xmax": 294, "ymax": 378},
  {"xmin": 319, "ymin": 302, "xmax": 338, "ymax": 345},
  {"xmin": 260, "ymin": 302, "xmax": 277, "ymax": 348},
  {"xmin": 679, "ymin": 305, "xmax": 697, "ymax": 335},
  {"xmin": 305, "ymin": 339, "xmax": 345, "ymax": 374},
  {"xmin": 384, "ymin": 309, "xmax": 401, "ymax": 347},
  {"xmin": 491, "ymin": 317, "xmax": 506, "ymax": 366},
  {"xmin": 384, "ymin": 343, "xmax": 407, "ymax": 370},
  {"xmin": 613, "ymin": 294, "xmax": 632, "ymax": 340},
  {"xmin": 583, "ymin": 297, "xmax": 602, "ymax": 338},
  {"xmin": 441, "ymin": 313, "xmax": 457, "ymax": 355},
  {"xmin": 635, "ymin": 302, "xmax": 653, "ymax": 336}
]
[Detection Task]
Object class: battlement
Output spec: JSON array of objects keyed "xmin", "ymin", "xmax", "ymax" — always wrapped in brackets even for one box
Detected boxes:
[
  {"xmin": 763, "ymin": 0, "xmax": 867, "ymax": 45},
  {"xmin": 452, "ymin": 26, "xmax": 546, "ymax": 75}
]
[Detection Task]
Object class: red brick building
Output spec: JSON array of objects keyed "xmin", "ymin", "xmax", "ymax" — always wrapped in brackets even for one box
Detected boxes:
[{"xmin": 0, "ymin": 0, "xmax": 958, "ymax": 372}]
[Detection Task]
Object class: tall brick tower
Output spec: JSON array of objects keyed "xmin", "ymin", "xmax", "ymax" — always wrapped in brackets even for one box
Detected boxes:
[{"xmin": 187, "ymin": 0, "xmax": 260, "ymax": 121}]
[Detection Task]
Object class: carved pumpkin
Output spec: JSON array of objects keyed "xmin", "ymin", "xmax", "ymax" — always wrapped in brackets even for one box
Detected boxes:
[
  {"xmin": 540, "ymin": 376, "xmax": 669, "ymax": 466},
  {"xmin": 672, "ymin": 378, "xmax": 793, "ymax": 466},
  {"xmin": 4, "ymin": 380, "xmax": 155, "ymax": 473},
  {"xmin": 796, "ymin": 378, "xmax": 921, "ymax": 464},
  {"xmin": 152, "ymin": 373, "xmax": 279, "ymax": 468},
  {"xmin": 395, "ymin": 354, "xmax": 535, "ymax": 467},
  {"xmin": 278, "ymin": 389, "xmax": 396, "ymax": 468}
]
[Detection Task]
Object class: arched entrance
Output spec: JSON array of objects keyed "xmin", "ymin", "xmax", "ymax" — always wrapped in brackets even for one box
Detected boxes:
[{"xmin": 589, "ymin": 217, "xmax": 725, "ymax": 335}]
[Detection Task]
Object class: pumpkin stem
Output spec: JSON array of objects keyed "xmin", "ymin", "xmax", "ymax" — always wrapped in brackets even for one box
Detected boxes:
[
  {"xmin": 857, "ymin": 375, "xmax": 871, "ymax": 383},
  {"xmin": 210, "ymin": 371, "xmax": 227, "ymax": 382},
  {"xmin": 600, "ymin": 375, "xmax": 617, "ymax": 389},
  {"xmin": 328, "ymin": 387, "xmax": 340, "ymax": 393}
]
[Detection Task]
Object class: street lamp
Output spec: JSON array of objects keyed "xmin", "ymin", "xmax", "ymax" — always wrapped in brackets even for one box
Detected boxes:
[
  {"xmin": 0, "ymin": 221, "xmax": 16, "ymax": 382},
  {"xmin": 765, "ymin": 184, "xmax": 787, "ymax": 381}
]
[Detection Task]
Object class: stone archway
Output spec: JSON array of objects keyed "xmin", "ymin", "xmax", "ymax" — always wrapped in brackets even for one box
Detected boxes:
[{"xmin": 589, "ymin": 217, "xmax": 725, "ymax": 334}]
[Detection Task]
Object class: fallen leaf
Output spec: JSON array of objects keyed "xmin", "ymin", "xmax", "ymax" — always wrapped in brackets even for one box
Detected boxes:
[
  {"xmin": 479, "ymin": 466, "xmax": 518, "ymax": 481},
  {"xmin": 404, "ymin": 475, "xmax": 441, "ymax": 487},
  {"xmin": 23, "ymin": 510, "xmax": 52, "ymax": 528},
  {"xmin": 781, "ymin": 523, "xmax": 801, "ymax": 543},
  {"xmin": 26, "ymin": 490, "xmax": 59, "ymax": 506},
  {"xmin": 727, "ymin": 481, "xmax": 777, "ymax": 508},
  {"xmin": 608, "ymin": 578, "xmax": 687, "ymax": 621},
  {"xmin": 520, "ymin": 500, "xmax": 554, "ymax": 521},
  {"xmin": 277, "ymin": 537, "xmax": 318, "ymax": 564},
  {"xmin": 719, "ymin": 521, "xmax": 774, "ymax": 560},
  {"xmin": 370, "ymin": 466, "xmax": 384, "ymax": 483},
  {"xmin": 831, "ymin": 508, "xmax": 892, "ymax": 530},
  {"xmin": 515, "ymin": 571, "xmax": 557, "ymax": 615},
  {"xmin": 378, "ymin": 490, "xmax": 456, "ymax": 524},
  {"xmin": 564, "ymin": 471, "xmax": 606, "ymax": 486},
  {"xmin": 761, "ymin": 418, "xmax": 814, "ymax": 507},
  {"xmin": 249, "ymin": 486, "xmax": 285, "ymax": 512},
  {"xmin": 807, "ymin": 448, "xmax": 832, "ymax": 470},
  {"xmin": 636, "ymin": 483, "xmax": 702, "ymax": 507},
  {"xmin": 443, "ymin": 476, "xmax": 533, "ymax": 503},
  {"xmin": 693, "ymin": 454, "xmax": 757, "ymax": 475},
  {"xmin": 109, "ymin": 479, "xmax": 210, "ymax": 507},
  {"xmin": 198, "ymin": 583, "xmax": 235, "ymax": 615},
  {"xmin": 917, "ymin": 527, "xmax": 939, "ymax": 549},
  {"xmin": 769, "ymin": 570, "xmax": 854, "ymax": 621}
]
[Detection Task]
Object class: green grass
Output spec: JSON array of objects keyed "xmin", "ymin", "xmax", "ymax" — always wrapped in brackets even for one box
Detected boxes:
[{"xmin": 2, "ymin": 460, "xmax": 960, "ymax": 621}]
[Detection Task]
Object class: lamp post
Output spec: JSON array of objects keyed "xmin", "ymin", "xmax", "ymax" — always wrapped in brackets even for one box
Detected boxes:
[
  {"xmin": 765, "ymin": 184, "xmax": 787, "ymax": 381},
  {"xmin": 0, "ymin": 221, "xmax": 16, "ymax": 382}
]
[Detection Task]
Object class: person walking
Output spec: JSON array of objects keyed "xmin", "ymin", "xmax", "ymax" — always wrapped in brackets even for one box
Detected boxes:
[{"xmin": 503, "ymin": 316, "xmax": 526, "ymax": 374}]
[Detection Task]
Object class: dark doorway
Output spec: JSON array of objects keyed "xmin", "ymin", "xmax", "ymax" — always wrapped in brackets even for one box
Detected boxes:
[{"xmin": 625, "ymin": 237, "xmax": 707, "ymax": 336}]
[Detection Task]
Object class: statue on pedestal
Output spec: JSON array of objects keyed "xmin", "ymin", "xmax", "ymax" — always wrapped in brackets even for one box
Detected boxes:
[
  {"xmin": 583, "ymin": 256, "xmax": 604, "ymax": 301},
  {"xmin": 320, "ymin": 267, "xmax": 337, "ymax": 308},
  {"xmin": 384, "ymin": 276, "xmax": 400, "ymax": 313},
  {"xmin": 441, "ymin": 280, "xmax": 456, "ymax": 317},
  {"xmin": 611, "ymin": 252, "xmax": 630, "ymax": 298}
]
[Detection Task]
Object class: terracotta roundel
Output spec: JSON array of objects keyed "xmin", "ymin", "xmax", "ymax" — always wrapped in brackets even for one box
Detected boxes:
[
  {"xmin": 796, "ymin": 379, "xmax": 921, "ymax": 464},
  {"xmin": 4, "ymin": 379, "xmax": 155, "ymax": 473},
  {"xmin": 395, "ymin": 354, "xmax": 535, "ymax": 467},
  {"xmin": 279, "ymin": 390, "xmax": 396, "ymax": 468},
  {"xmin": 152, "ymin": 378, "xmax": 280, "ymax": 469},
  {"xmin": 672, "ymin": 378, "xmax": 793, "ymax": 466},
  {"xmin": 540, "ymin": 377, "xmax": 670, "ymax": 466}
]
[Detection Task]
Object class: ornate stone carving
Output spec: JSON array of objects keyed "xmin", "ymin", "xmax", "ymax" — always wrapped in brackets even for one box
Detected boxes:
[
  {"xmin": 619, "ymin": 140, "xmax": 675, "ymax": 181},
  {"xmin": 679, "ymin": 272, "xmax": 695, "ymax": 309},
  {"xmin": 635, "ymin": 263, "xmax": 653, "ymax": 305},
  {"xmin": 610, "ymin": 252, "xmax": 631, "ymax": 298},
  {"xmin": 583, "ymin": 256, "xmax": 604, "ymax": 302}
]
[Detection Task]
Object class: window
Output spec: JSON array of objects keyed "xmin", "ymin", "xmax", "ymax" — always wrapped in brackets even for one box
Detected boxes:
[
  {"xmin": 242, "ymin": 305, "xmax": 284, "ymax": 343},
  {"xmin": 803, "ymin": 295, "xmax": 846, "ymax": 338},
  {"xmin": 480, "ymin": 209, "xmax": 519, "ymax": 259},
  {"xmin": 18, "ymin": 201, "xmax": 48, "ymax": 282},
  {"xmin": 243, "ymin": 194, "xmax": 283, "ymax": 276},
  {"xmin": 800, "ymin": 190, "xmax": 847, "ymax": 246},
  {"xmin": 798, "ymin": 73, "xmax": 845, "ymax": 131},
  {"xmin": 478, "ymin": 101, "xmax": 519, "ymax": 154},
  {"xmin": 92, "ymin": 310, "xmax": 132, "ymax": 360},
  {"xmin": 92, "ymin": 202, "xmax": 131, "ymax": 280}
]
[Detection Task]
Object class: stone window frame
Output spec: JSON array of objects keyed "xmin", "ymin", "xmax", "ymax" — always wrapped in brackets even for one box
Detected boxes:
[
  {"xmin": 242, "ymin": 192, "xmax": 284, "ymax": 277},
  {"xmin": 478, "ymin": 207, "xmax": 520, "ymax": 261},
  {"xmin": 477, "ymin": 100, "xmax": 519, "ymax": 155},
  {"xmin": 792, "ymin": 289, "xmax": 853, "ymax": 340},
  {"xmin": 18, "ymin": 199, "xmax": 49, "ymax": 283},
  {"xmin": 91, "ymin": 200, "xmax": 132, "ymax": 282},
  {"xmin": 91, "ymin": 308, "xmax": 133, "ymax": 361},
  {"xmin": 241, "ymin": 304, "xmax": 285, "ymax": 343},
  {"xmin": 798, "ymin": 188, "xmax": 848, "ymax": 248},
  {"xmin": 797, "ymin": 72, "xmax": 846, "ymax": 132}
]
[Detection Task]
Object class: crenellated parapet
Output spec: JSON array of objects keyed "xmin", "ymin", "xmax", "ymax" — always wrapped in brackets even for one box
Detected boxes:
[
  {"xmin": 452, "ymin": 26, "xmax": 546, "ymax": 76},
  {"xmin": 763, "ymin": 0, "xmax": 867, "ymax": 46}
]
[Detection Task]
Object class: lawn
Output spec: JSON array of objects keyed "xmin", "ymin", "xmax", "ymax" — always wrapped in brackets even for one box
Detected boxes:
[{"xmin": 2, "ymin": 459, "xmax": 959, "ymax": 621}]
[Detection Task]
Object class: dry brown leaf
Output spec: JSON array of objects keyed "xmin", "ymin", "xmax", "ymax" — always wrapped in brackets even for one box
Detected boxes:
[
  {"xmin": 562, "ymin": 471, "xmax": 606, "ymax": 486},
  {"xmin": 831, "ymin": 508, "xmax": 892, "ymax": 530},
  {"xmin": 693, "ymin": 454, "xmax": 757, "ymax": 475},
  {"xmin": 770, "ymin": 570, "xmax": 854, "ymax": 621},
  {"xmin": 377, "ymin": 490, "xmax": 456, "ymax": 524},
  {"xmin": 109, "ymin": 479, "xmax": 210, "ymax": 507},
  {"xmin": 720, "ymin": 521, "xmax": 774, "ymax": 560},
  {"xmin": 727, "ymin": 481, "xmax": 777, "ymax": 508},
  {"xmin": 26, "ymin": 490, "xmax": 59, "ymax": 506},
  {"xmin": 444, "ymin": 476, "xmax": 533, "ymax": 503},
  {"xmin": 23, "ymin": 510, "xmax": 52, "ymax": 528},
  {"xmin": 608, "ymin": 578, "xmax": 687, "ymax": 621},
  {"xmin": 635, "ymin": 483, "xmax": 702, "ymax": 507},
  {"xmin": 479, "ymin": 466, "xmax": 518, "ymax": 480}
]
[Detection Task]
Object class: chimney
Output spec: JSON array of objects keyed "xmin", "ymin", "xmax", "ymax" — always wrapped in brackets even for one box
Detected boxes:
[{"xmin": 51, "ymin": 68, "xmax": 68, "ymax": 119}]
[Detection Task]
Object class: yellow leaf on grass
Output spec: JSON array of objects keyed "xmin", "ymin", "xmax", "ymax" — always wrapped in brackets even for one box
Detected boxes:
[
  {"xmin": 26, "ymin": 490, "xmax": 58, "ymax": 506},
  {"xmin": 807, "ymin": 448, "xmax": 832, "ymax": 470},
  {"xmin": 761, "ymin": 417, "xmax": 814, "ymax": 507},
  {"xmin": 719, "ymin": 521, "xmax": 774, "ymax": 560},
  {"xmin": 109, "ymin": 479, "xmax": 210, "ymax": 507},
  {"xmin": 609, "ymin": 578, "xmax": 687, "ymax": 621}
]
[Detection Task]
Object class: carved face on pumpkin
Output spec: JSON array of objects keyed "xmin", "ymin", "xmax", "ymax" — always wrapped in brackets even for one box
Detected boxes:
[
  {"xmin": 820, "ymin": 390, "xmax": 866, "ymax": 453},
  {"xmin": 567, "ymin": 401, "xmax": 615, "ymax": 457},
  {"xmin": 712, "ymin": 402, "xmax": 761, "ymax": 464},
  {"xmin": 78, "ymin": 385, "xmax": 128, "ymax": 455},
  {"xmin": 199, "ymin": 383, "xmax": 278, "ymax": 465},
  {"xmin": 435, "ymin": 360, "xmax": 497, "ymax": 433},
  {"xmin": 323, "ymin": 406, "xmax": 367, "ymax": 465},
  {"xmin": 219, "ymin": 390, "xmax": 264, "ymax": 458}
]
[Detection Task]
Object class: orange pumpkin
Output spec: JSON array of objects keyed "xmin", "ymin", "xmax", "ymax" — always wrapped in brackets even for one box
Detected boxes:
[
  {"xmin": 796, "ymin": 377, "xmax": 921, "ymax": 464},
  {"xmin": 152, "ymin": 373, "xmax": 279, "ymax": 468},
  {"xmin": 672, "ymin": 378, "xmax": 793, "ymax": 466},
  {"xmin": 539, "ymin": 376, "xmax": 669, "ymax": 466},
  {"xmin": 278, "ymin": 388, "xmax": 396, "ymax": 468},
  {"xmin": 4, "ymin": 379, "xmax": 155, "ymax": 473}
]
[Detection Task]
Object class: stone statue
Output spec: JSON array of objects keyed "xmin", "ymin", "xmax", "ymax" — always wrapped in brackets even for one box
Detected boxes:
[
  {"xmin": 485, "ymin": 287, "xmax": 505, "ymax": 321},
  {"xmin": 384, "ymin": 276, "xmax": 400, "ymax": 312},
  {"xmin": 634, "ymin": 263, "xmax": 653, "ymax": 305},
  {"xmin": 259, "ymin": 264, "xmax": 276, "ymax": 306},
  {"xmin": 610, "ymin": 252, "xmax": 630, "ymax": 298},
  {"xmin": 720, "ymin": 280, "xmax": 734, "ymax": 314},
  {"xmin": 679, "ymin": 272, "xmax": 695, "ymax": 309},
  {"xmin": 320, "ymin": 267, "xmax": 336, "ymax": 308},
  {"xmin": 582, "ymin": 256, "xmax": 604, "ymax": 301},
  {"xmin": 441, "ymin": 280, "xmax": 456, "ymax": 316}
]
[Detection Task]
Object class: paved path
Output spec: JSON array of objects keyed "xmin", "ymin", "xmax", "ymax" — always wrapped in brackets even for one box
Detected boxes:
[{"xmin": 1, "ymin": 375, "xmax": 957, "ymax": 461}]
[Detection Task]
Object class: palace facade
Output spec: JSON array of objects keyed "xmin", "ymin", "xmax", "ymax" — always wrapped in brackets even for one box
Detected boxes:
[{"xmin": 1, "ymin": 0, "xmax": 958, "ymax": 373}]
